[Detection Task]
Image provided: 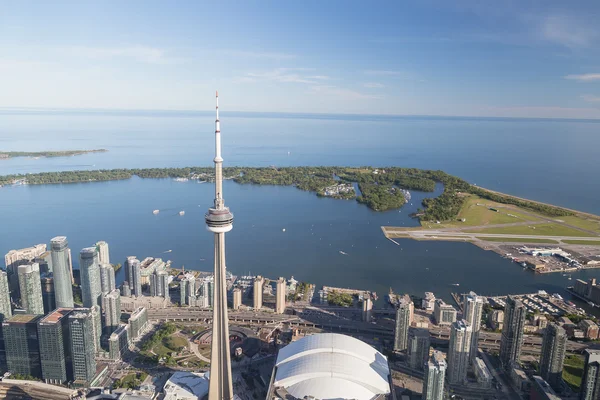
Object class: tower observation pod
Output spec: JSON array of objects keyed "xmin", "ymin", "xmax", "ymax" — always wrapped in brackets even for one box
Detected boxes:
[{"xmin": 205, "ymin": 91, "xmax": 234, "ymax": 400}]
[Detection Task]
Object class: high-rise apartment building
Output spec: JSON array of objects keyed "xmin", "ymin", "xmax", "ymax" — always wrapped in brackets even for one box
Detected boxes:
[
  {"xmin": 394, "ymin": 297, "xmax": 412, "ymax": 352},
  {"xmin": 90, "ymin": 305, "xmax": 102, "ymax": 353},
  {"xmin": 95, "ymin": 241, "xmax": 110, "ymax": 265},
  {"xmin": 68, "ymin": 309, "xmax": 97, "ymax": 386},
  {"xmin": 500, "ymin": 296, "xmax": 526, "ymax": 370},
  {"xmin": 423, "ymin": 350, "xmax": 446, "ymax": 400},
  {"xmin": 539, "ymin": 323, "xmax": 567, "ymax": 390},
  {"xmin": 102, "ymin": 289, "xmax": 121, "ymax": 334},
  {"xmin": 5, "ymin": 243, "xmax": 46, "ymax": 301},
  {"xmin": 80, "ymin": 247, "xmax": 101, "ymax": 309},
  {"xmin": 253, "ymin": 276, "xmax": 264, "ymax": 310},
  {"xmin": 126, "ymin": 257, "xmax": 142, "ymax": 297},
  {"xmin": 37, "ymin": 308, "xmax": 73, "ymax": 384},
  {"xmin": 180, "ymin": 274, "xmax": 196, "ymax": 306},
  {"xmin": 150, "ymin": 269, "xmax": 170, "ymax": 300},
  {"xmin": 408, "ymin": 328, "xmax": 431, "ymax": 370},
  {"xmin": 0, "ymin": 270, "xmax": 12, "ymax": 321},
  {"xmin": 232, "ymin": 287, "xmax": 242, "ymax": 310},
  {"xmin": 51, "ymin": 237, "xmax": 74, "ymax": 308},
  {"xmin": 580, "ymin": 349, "xmax": 600, "ymax": 400},
  {"xmin": 362, "ymin": 297, "xmax": 373, "ymax": 322},
  {"xmin": 128, "ymin": 307, "xmax": 149, "ymax": 341},
  {"xmin": 121, "ymin": 281, "xmax": 132, "ymax": 297},
  {"xmin": 434, "ymin": 299, "xmax": 457, "ymax": 326},
  {"xmin": 3, "ymin": 314, "xmax": 43, "ymax": 378},
  {"xmin": 276, "ymin": 277, "xmax": 286, "ymax": 314},
  {"xmin": 99, "ymin": 263, "xmax": 116, "ymax": 294},
  {"xmin": 18, "ymin": 263, "xmax": 44, "ymax": 315},
  {"xmin": 463, "ymin": 292, "xmax": 484, "ymax": 361},
  {"xmin": 448, "ymin": 320, "xmax": 472, "ymax": 384},
  {"xmin": 40, "ymin": 274, "xmax": 56, "ymax": 314},
  {"xmin": 108, "ymin": 324, "xmax": 130, "ymax": 361}
]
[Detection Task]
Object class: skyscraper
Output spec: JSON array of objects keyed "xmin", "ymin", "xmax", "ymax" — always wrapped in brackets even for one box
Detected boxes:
[
  {"xmin": 408, "ymin": 328, "xmax": 431, "ymax": 370},
  {"xmin": 581, "ymin": 349, "xmax": 600, "ymax": 400},
  {"xmin": 499, "ymin": 295, "xmax": 526, "ymax": 370},
  {"xmin": 37, "ymin": 308, "xmax": 73, "ymax": 384},
  {"xmin": 362, "ymin": 297, "xmax": 373, "ymax": 322},
  {"xmin": 51, "ymin": 237, "xmax": 74, "ymax": 308},
  {"xmin": 95, "ymin": 241, "xmax": 110, "ymax": 265},
  {"xmin": 539, "ymin": 323, "xmax": 567, "ymax": 390},
  {"xmin": 18, "ymin": 263, "xmax": 44, "ymax": 315},
  {"xmin": 108, "ymin": 324, "xmax": 130, "ymax": 361},
  {"xmin": 3, "ymin": 314, "xmax": 43, "ymax": 378},
  {"xmin": 423, "ymin": 350, "xmax": 446, "ymax": 400},
  {"xmin": 253, "ymin": 276, "xmax": 264, "ymax": 311},
  {"xmin": 5, "ymin": 243, "xmax": 46, "ymax": 301},
  {"xmin": 126, "ymin": 257, "xmax": 142, "ymax": 297},
  {"xmin": 40, "ymin": 274, "xmax": 56, "ymax": 314},
  {"xmin": 0, "ymin": 270, "xmax": 12, "ymax": 321},
  {"xmin": 463, "ymin": 292, "xmax": 484, "ymax": 361},
  {"xmin": 205, "ymin": 91, "xmax": 235, "ymax": 399},
  {"xmin": 99, "ymin": 263, "xmax": 116, "ymax": 294},
  {"xmin": 80, "ymin": 247, "xmax": 101, "ymax": 309},
  {"xmin": 150, "ymin": 269, "xmax": 169, "ymax": 299},
  {"xmin": 68, "ymin": 309, "xmax": 97, "ymax": 386},
  {"xmin": 180, "ymin": 274, "xmax": 196, "ymax": 306},
  {"xmin": 394, "ymin": 298, "xmax": 412, "ymax": 352},
  {"xmin": 128, "ymin": 307, "xmax": 149, "ymax": 341},
  {"xmin": 102, "ymin": 289, "xmax": 121, "ymax": 334},
  {"xmin": 90, "ymin": 305, "xmax": 102, "ymax": 353},
  {"xmin": 232, "ymin": 288, "xmax": 242, "ymax": 310},
  {"xmin": 276, "ymin": 277, "xmax": 286, "ymax": 314},
  {"xmin": 447, "ymin": 320, "xmax": 472, "ymax": 384}
]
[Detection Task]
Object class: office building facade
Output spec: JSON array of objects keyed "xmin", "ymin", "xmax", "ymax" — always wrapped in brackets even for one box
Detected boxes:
[
  {"xmin": 3, "ymin": 314, "xmax": 43, "ymax": 378},
  {"xmin": 434, "ymin": 299, "xmax": 457, "ymax": 326},
  {"xmin": 40, "ymin": 274, "xmax": 56, "ymax": 314},
  {"xmin": 68, "ymin": 309, "xmax": 97, "ymax": 386},
  {"xmin": 500, "ymin": 296, "xmax": 526, "ymax": 370},
  {"xmin": 37, "ymin": 308, "xmax": 73, "ymax": 384},
  {"xmin": 408, "ymin": 328, "xmax": 431, "ymax": 370}
]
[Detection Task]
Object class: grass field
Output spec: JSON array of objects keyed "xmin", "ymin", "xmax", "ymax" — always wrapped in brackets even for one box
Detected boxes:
[
  {"xmin": 420, "ymin": 196, "xmax": 540, "ymax": 228},
  {"xmin": 562, "ymin": 240, "xmax": 600, "ymax": 245},
  {"xmin": 563, "ymin": 354, "xmax": 584, "ymax": 390},
  {"xmin": 164, "ymin": 336, "xmax": 188, "ymax": 352},
  {"xmin": 477, "ymin": 237, "xmax": 559, "ymax": 244},
  {"xmin": 467, "ymin": 223, "xmax": 597, "ymax": 237},
  {"xmin": 556, "ymin": 216, "xmax": 600, "ymax": 234}
]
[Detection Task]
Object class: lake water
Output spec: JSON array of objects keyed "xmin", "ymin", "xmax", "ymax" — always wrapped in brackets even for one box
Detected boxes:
[{"xmin": 1, "ymin": 111, "xmax": 599, "ymax": 304}]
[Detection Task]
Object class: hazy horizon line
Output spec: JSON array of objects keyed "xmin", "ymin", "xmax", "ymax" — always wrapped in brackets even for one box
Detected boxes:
[{"xmin": 1, "ymin": 106, "xmax": 599, "ymax": 123}]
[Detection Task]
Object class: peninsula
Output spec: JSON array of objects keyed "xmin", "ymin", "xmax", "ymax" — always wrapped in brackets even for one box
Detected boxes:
[{"xmin": 0, "ymin": 149, "xmax": 107, "ymax": 159}]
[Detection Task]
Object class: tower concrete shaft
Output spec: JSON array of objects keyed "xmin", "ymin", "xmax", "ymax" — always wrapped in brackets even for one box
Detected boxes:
[{"xmin": 206, "ymin": 91, "xmax": 234, "ymax": 400}]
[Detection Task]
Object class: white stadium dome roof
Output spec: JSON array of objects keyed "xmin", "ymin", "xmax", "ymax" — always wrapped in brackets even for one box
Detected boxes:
[{"xmin": 272, "ymin": 333, "xmax": 391, "ymax": 400}]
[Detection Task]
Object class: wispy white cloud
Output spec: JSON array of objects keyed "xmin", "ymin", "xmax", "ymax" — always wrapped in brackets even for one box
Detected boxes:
[
  {"xmin": 309, "ymin": 85, "xmax": 381, "ymax": 100},
  {"xmin": 61, "ymin": 45, "xmax": 179, "ymax": 64},
  {"xmin": 581, "ymin": 94, "xmax": 600, "ymax": 103},
  {"xmin": 537, "ymin": 15, "xmax": 598, "ymax": 49},
  {"xmin": 220, "ymin": 50, "xmax": 296, "ymax": 60},
  {"xmin": 363, "ymin": 82, "xmax": 384, "ymax": 88},
  {"xmin": 364, "ymin": 70, "xmax": 403, "ymax": 76},
  {"xmin": 235, "ymin": 68, "xmax": 324, "ymax": 85},
  {"xmin": 565, "ymin": 73, "xmax": 600, "ymax": 82}
]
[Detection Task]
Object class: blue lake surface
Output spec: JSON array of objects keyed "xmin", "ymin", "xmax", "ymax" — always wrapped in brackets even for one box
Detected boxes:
[{"xmin": 1, "ymin": 111, "xmax": 599, "ymax": 304}]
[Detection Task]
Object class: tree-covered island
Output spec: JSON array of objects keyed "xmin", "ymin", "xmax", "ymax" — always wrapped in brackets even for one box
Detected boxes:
[
  {"xmin": 0, "ymin": 149, "xmax": 107, "ymax": 159},
  {"xmin": 0, "ymin": 166, "xmax": 573, "ymax": 221}
]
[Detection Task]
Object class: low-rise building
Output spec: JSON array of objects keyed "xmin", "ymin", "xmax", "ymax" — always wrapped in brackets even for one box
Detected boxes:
[
  {"xmin": 511, "ymin": 365, "xmax": 531, "ymax": 393},
  {"xmin": 162, "ymin": 371, "xmax": 210, "ymax": 400},
  {"xmin": 579, "ymin": 319, "xmax": 599, "ymax": 340},
  {"xmin": 530, "ymin": 375, "xmax": 561, "ymax": 400},
  {"xmin": 488, "ymin": 309, "xmax": 504, "ymax": 330},
  {"xmin": 433, "ymin": 299, "xmax": 456, "ymax": 326},
  {"xmin": 422, "ymin": 292, "xmax": 436, "ymax": 311},
  {"xmin": 473, "ymin": 357, "xmax": 492, "ymax": 388}
]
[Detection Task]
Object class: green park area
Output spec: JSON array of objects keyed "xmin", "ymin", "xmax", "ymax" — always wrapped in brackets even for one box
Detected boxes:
[
  {"xmin": 556, "ymin": 216, "xmax": 600, "ymax": 234},
  {"xmin": 113, "ymin": 372, "xmax": 148, "ymax": 390},
  {"xmin": 563, "ymin": 354, "xmax": 584, "ymax": 390}
]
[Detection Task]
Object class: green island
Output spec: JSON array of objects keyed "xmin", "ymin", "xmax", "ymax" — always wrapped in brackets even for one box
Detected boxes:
[{"xmin": 0, "ymin": 149, "xmax": 107, "ymax": 159}]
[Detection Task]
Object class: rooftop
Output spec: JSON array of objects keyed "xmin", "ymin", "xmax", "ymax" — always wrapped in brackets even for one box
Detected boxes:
[
  {"xmin": 39, "ymin": 308, "xmax": 73, "ymax": 324},
  {"xmin": 4, "ymin": 314, "xmax": 42, "ymax": 324},
  {"xmin": 163, "ymin": 371, "xmax": 209, "ymax": 400}
]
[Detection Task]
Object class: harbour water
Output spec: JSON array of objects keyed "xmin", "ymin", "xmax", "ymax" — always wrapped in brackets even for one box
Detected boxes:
[{"xmin": 1, "ymin": 111, "xmax": 600, "ymax": 304}]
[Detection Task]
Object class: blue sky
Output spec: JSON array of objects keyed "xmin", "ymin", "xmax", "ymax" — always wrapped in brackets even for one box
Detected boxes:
[{"xmin": 1, "ymin": 1, "xmax": 599, "ymax": 118}]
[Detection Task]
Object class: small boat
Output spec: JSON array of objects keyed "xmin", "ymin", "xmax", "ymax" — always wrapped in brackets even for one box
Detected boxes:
[
  {"xmin": 451, "ymin": 283, "xmax": 460, "ymax": 286},
  {"xmin": 179, "ymin": 211, "xmax": 185, "ymax": 216},
  {"xmin": 163, "ymin": 250, "xmax": 172, "ymax": 253},
  {"xmin": 588, "ymin": 301, "xmax": 595, "ymax": 307},
  {"xmin": 339, "ymin": 251, "xmax": 348, "ymax": 255},
  {"xmin": 153, "ymin": 209, "xmax": 160, "ymax": 214},
  {"xmin": 282, "ymin": 228, "xmax": 286, "ymax": 232}
]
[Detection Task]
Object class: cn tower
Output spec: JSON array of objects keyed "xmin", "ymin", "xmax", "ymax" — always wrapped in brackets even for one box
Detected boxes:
[{"xmin": 205, "ymin": 91, "xmax": 234, "ymax": 399}]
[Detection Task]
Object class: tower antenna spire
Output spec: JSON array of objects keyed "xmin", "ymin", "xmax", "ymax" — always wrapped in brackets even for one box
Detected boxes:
[{"xmin": 205, "ymin": 91, "xmax": 235, "ymax": 400}]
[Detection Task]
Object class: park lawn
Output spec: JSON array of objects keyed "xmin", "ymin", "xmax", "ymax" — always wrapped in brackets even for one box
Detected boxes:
[
  {"xmin": 563, "ymin": 354, "xmax": 584, "ymax": 390},
  {"xmin": 152, "ymin": 341, "xmax": 173, "ymax": 357},
  {"xmin": 563, "ymin": 240, "xmax": 600, "ymax": 245},
  {"xmin": 556, "ymin": 216, "xmax": 600, "ymax": 234},
  {"xmin": 477, "ymin": 237, "xmax": 559, "ymax": 244},
  {"xmin": 164, "ymin": 336, "xmax": 188, "ymax": 352},
  {"xmin": 466, "ymin": 223, "xmax": 596, "ymax": 237},
  {"xmin": 422, "ymin": 195, "xmax": 540, "ymax": 228}
]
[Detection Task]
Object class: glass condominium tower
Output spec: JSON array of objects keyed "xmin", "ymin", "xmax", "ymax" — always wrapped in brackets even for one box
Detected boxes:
[{"xmin": 51, "ymin": 237, "xmax": 74, "ymax": 308}]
